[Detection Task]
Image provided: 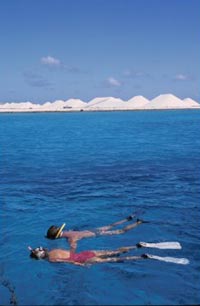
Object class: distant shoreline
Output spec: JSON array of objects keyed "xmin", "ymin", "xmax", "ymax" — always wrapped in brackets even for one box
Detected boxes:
[
  {"xmin": 1, "ymin": 107, "xmax": 200, "ymax": 114},
  {"xmin": 0, "ymin": 94, "xmax": 199, "ymax": 113}
]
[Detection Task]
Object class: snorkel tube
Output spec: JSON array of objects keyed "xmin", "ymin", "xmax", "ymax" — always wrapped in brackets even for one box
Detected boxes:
[
  {"xmin": 28, "ymin": 246, "xmax": 36, "ymax": 258},
  {"xmin": 55, "ymin": 223, "xmax": 66, "ymax": 239}
]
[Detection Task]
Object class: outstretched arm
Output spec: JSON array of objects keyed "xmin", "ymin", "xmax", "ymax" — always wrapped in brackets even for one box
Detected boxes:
[
  {"xmin": 58, "ymin": 232, "xmax": 78, "ymax": 253},
  {"xmin": 60, "ymin": 231, "xmax": 70, "ymax": 238},
  {"xmin": 68, "ymin": 239, "xmax": 77, "ymax": 253},
  {"xmin": 97, "ymin": 219, "xmax": 143, "ymax": 236}
]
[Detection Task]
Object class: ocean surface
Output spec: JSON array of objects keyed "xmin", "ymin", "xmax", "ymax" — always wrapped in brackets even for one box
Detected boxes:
[{"xmin": 0, "ymin": 110, "xmax": 200, "ymax": 305}]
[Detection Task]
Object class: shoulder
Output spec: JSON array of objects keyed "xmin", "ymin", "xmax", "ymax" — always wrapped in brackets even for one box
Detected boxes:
[{"xmin": 61, "ymin": 230, "xmax": 75, "ymax": 238}]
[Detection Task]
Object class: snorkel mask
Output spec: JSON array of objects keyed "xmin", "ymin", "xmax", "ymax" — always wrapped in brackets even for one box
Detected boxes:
[{"xmin": 28, "ymin": 246, "xmax": 48, "ymax": 260}]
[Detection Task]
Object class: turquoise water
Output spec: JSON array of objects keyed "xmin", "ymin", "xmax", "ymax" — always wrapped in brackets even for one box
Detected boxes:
[{"xmin": 0, "ymin": 110, "xmax": 200, "ymax": 305}]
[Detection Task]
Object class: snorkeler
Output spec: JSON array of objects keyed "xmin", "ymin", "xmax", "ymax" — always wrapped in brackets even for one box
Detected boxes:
[
  {"xmin": 46, "ymin": 214, "xmax": 145, "ymax": 252},
  {"xmin": 28, "ymin": 241, "xmax": 189, "ymax": 266},
  {"xmin": 28, "ymin": 245, "xmax": 143, "ymax": 266}
]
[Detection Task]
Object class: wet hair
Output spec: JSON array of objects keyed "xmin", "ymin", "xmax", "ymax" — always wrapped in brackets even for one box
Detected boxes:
[
  {"xmin": 46, "ymin": 225, "xmax": 59, "ymax": 239},
  {"xmin": 30, "ymin": 247, "xmax": 48, "ymax": 260}
]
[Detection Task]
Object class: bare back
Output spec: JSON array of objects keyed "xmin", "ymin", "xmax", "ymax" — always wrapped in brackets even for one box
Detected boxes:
[{"xmin": 48, "ymin": 249, "xmax": 70, "ymax": 262}]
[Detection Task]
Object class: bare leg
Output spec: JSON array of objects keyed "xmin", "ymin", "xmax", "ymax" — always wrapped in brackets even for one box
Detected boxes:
[
  {"xmin": 94, "ymin": 246, "xmax": 136, "ymax": 258},
  {"xmin": 98, "ymin": 219, "xmax": 143, "ymax": 236},
  {"xmin": 97, "ymin": 213, "xmax": 136, "ymax": 232},
  {"xmin": 88, "ymin": 255, "xmax": 144, "ymax": 264}
]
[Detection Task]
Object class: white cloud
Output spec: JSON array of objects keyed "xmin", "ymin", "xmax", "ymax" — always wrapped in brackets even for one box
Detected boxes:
[
  {"xmin": 122, "ymin": 69, "xmax": 149, "ymax": 78},
  {"xmin": 41, "ymin": 56, "xmax": 61, "ymax": 66},
  {"xmin": 123, "ymin": 69, "xmax": 132, "ymax": 77},
  {"xmin": 107, "ymin": 77, "xmax": 121, "ymax": 87},
  {"xmin": 40, "ymin": 56, "xmax": 84, "ymax": 74},
  {"xmin": 174, "ymin": 74, "xmax": 188, "ymax": 81}
]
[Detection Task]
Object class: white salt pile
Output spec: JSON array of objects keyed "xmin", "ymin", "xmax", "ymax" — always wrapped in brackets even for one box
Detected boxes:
[{"xmin": 0, "ymin": 94, "xmax": 199, "ymax": 112}]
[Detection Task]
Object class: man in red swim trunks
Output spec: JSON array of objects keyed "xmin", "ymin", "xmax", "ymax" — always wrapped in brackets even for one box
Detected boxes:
[
  {"xmin": 46, "ymin": 214, "xmax": 144, "ymax": 252},
  {"xmin": 28, "ymin": 245, "xmax": 147, "ymax": 266}
]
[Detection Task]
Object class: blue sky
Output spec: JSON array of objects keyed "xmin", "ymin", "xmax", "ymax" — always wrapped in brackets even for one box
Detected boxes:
[{"xmin": 0, "ymin": 0, "xmax": 199, "ymax": 103}]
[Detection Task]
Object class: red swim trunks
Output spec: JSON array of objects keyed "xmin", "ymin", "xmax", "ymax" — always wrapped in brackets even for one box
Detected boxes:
[{"xmin": 69, "ymin": 251, "xmax": 96, "ymax": 263}]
